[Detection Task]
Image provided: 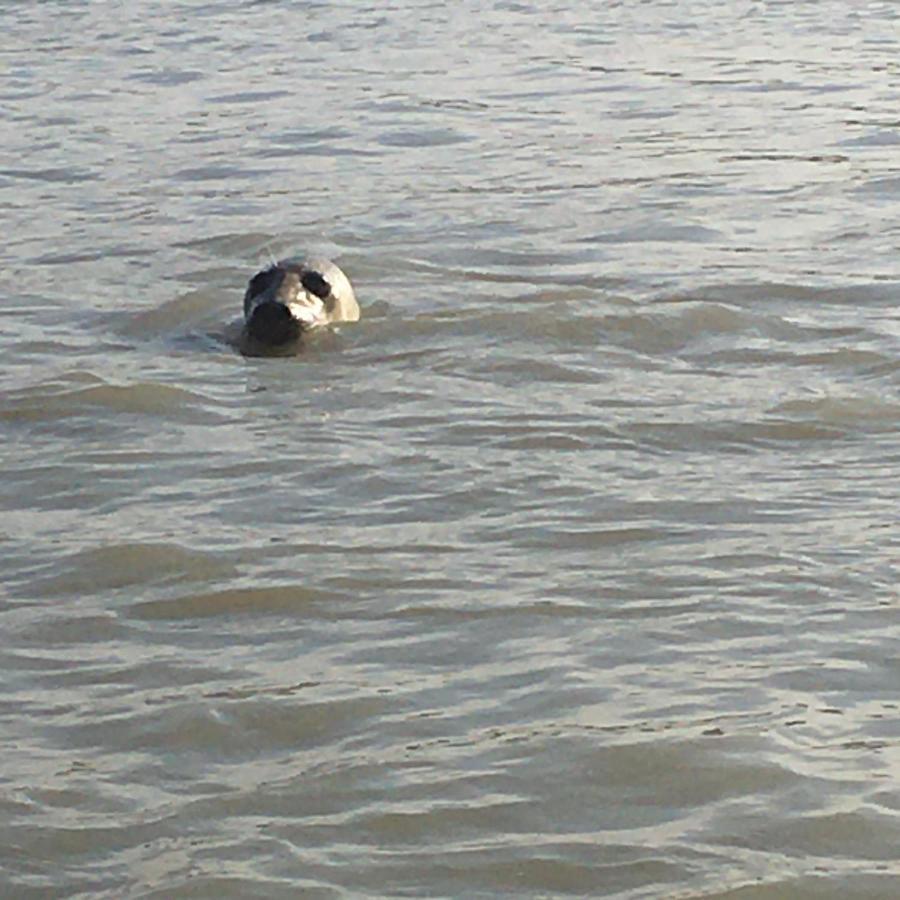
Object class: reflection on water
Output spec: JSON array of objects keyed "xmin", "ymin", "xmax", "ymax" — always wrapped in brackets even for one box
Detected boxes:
[{"xmin": 2, "ymin": 1, "xmax": 900, "ymax": 896}]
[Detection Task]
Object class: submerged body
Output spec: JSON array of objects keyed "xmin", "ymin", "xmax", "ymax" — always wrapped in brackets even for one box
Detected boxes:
[{"xmin": 243, "ymin": 256, "xmax": 359, "ymax": 345}]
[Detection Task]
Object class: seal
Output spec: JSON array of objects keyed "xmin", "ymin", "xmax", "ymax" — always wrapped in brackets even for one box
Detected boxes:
[{"xmin": 243, "ymin": 256, "xmax": 359, "ymax": 345}]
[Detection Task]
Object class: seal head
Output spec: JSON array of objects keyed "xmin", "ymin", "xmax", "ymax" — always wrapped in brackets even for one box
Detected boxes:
[{"xmin": 243, "ymin": 256, "xmax": 359, "ymax": 345}]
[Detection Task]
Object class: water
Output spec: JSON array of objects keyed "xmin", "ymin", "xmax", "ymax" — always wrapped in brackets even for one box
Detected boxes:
[{"xmin": 2, "ymin": 1, "xmax": 900, "ymax": 896}]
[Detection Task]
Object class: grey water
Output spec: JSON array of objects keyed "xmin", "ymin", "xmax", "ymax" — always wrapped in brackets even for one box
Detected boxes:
[{"xmin": 2, "ymin": 1, "xmax": 900, "ymax": 897}]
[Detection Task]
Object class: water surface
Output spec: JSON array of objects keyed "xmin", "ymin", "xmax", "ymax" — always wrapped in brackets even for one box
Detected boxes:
[{"xmin": 2, "ymin": 1, "xmax": 900, "ymax": 897}]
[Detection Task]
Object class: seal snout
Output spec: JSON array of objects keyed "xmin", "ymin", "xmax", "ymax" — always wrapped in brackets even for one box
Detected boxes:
[{"xmin": 246, "ymin": 299, "xmax": 302, "ymax": 345}]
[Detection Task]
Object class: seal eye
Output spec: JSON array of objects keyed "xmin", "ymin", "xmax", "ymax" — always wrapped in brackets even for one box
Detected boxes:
[
  {"xmin": 246, "ymin": 266, "xmax": 281, "ymax": 300},
  {"xmin": 301, "ymin": 270, "xmax": 331, "ymax": 300}
]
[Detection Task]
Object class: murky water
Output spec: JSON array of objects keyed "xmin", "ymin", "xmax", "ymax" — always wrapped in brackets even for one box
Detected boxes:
[{"xmin": 3, "ymin": 1, "xmax": 900, "ymax": 897}]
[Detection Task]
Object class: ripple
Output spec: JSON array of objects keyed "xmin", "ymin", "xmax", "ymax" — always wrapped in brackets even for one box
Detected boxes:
[
  {"xmin": 1, "ymin": 375, "xmax": 225, "ymax": 424},
  {"xmin": 27, "ymin": 543, "xmax": 238, "ymax": 597},
  {"xmin": 130, "ymin": 586, "xmax": 350, "ymax": 620},
  {"xmin": 771, "ymin": 395, "xmax": 900, "ymax": 429}
]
